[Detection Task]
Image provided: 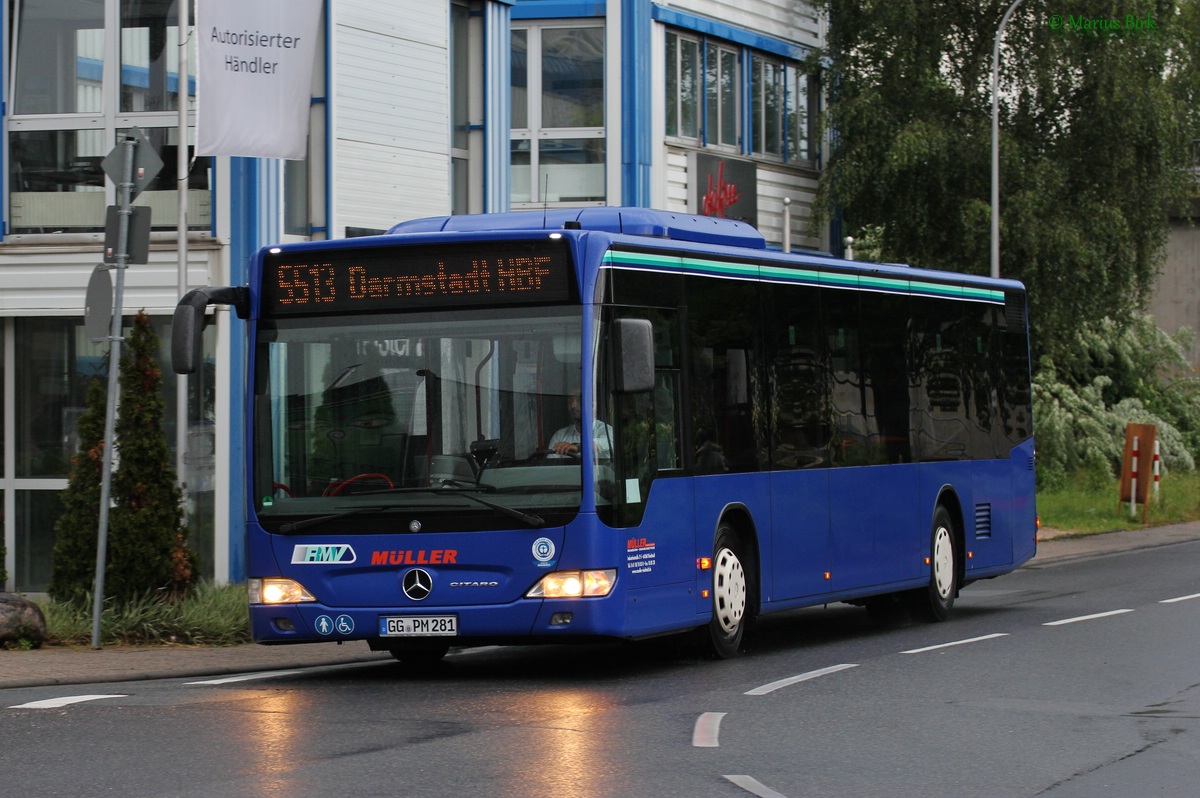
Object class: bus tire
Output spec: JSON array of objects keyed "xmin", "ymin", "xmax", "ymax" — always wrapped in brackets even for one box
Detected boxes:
[
  {"xmin": 701, "ymin": 523, "xmax": 751, "ymax": 659},
  {"xmin": 910, "ymin": 505, "xmax": 958, "ymax": 622}
]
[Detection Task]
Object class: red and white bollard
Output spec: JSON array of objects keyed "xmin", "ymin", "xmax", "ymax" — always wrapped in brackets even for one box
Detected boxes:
[
  {"xmin": 1129, "ymin": 436, "xmax": 1139, "ymax": 518},
  {"xmin": 1153, "ymin": 440, "xmax": 1161, "ymax": 505}
]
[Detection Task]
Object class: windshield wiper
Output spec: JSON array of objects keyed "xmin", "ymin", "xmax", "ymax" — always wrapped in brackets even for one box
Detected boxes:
[
  {"xmin": 359, "ymin": 485, "xmax": 545, "ymax": 528},
  {"xmin": 277, "ymin": 505, "xmax": 395, "ymax": 534}
]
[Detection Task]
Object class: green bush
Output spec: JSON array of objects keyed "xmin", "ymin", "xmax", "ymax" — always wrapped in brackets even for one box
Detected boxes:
[{"xmin": 1034, "ymin": 315, "xmax": 1200, "ymax": 490}]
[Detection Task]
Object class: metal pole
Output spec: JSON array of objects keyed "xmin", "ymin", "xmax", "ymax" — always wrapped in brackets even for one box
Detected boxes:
[
  {"xmin": 991, "ymin": 0, "xmax": 1023, "ymax": 280},
  {"xmin": 176, "ymin": 0, "xmax": 190, "ymax": 495},
  {"xmin": 782, "ymin": 197, "xmax": 791, "ymax": 254},
  {"xmin": 92, "ymin": 135, "xmax": 137, "ymax": 649}
]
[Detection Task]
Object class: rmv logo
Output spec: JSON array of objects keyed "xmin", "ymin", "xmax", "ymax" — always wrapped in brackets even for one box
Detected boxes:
[{"xmin": 291, "ymin": 544, "xmax": 357, "ymax": 564}]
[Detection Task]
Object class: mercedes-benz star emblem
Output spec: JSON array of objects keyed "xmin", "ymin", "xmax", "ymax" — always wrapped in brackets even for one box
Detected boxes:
[{"xmin": 403, "ymin": 568, "xmax": 433, "ymax": 601}]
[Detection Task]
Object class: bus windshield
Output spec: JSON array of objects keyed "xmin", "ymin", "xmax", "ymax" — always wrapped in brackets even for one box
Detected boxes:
[{"xmin": 253, "ymin": 306, "xmax": 594, "ymax": 532}]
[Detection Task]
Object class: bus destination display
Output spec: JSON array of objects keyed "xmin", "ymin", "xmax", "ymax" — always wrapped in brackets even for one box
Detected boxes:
[{"xmin": 263, "ymin": 240, "xmax": 575, "ymax": 315}]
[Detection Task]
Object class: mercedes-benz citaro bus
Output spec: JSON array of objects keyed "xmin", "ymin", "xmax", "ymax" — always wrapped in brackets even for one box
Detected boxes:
[{"xmin": 173, "ymin": 207, "xmax": 1036, "ymax": 665}]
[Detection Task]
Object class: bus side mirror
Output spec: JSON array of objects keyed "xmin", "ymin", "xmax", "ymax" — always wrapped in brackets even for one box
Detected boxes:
[
  {"xmin": 172, "ymin": 286, "xmax": 249, "ymax": 374},
  {"xmin": 613, "ymin": 318, "xmax": 654, "ymax": 394}
]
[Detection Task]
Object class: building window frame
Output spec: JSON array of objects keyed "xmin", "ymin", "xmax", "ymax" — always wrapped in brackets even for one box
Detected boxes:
[
  {"xmin": 665, "ymin": 28, "xmax": 817, "ymax": 167},
  {"xmin": 5, "ymin": 0, "xmax": 210, "ymax": 238},
  {"xmin": 511, "ymin": 20, "xmax": 606, "ymax": 209}
]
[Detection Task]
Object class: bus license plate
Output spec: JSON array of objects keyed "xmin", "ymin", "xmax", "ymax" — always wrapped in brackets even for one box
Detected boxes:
[{"xmin": 379, "ymin": 615, "xmax": 458, "ymax": 637}]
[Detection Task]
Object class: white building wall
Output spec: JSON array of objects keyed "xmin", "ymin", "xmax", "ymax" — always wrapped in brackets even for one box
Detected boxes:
[
  {"xmin": 332, "ymin": 1, "xmax": 452, "ymax": 236},
  {"xmin": 0, "ymin": 243, "xmax": 220, "ymax": 316},
  {"xmin": 665, "ymin": 0, "xmax": 822, "ymax": 47},
  {"xmin": 756, "ymin": 166, "xmax": 823, "ymax": 251}
]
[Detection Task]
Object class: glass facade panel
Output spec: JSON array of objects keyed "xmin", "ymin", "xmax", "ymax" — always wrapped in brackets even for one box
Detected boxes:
[
  {"xmin": 119, "ymin": 127, "xmax": 212, "ymax": 231},
  {"xmin": 706, "ymin": 44, "xmax": 738, "ymax": 148},
  {"xmin": 16, "ymin": 318, "xmax": 107, "ymax": 478},
  {"xmin": 539, "ymin": 138, "xmax": 605, "ymax": 203},
  {"xmin": 511, "ymin": 139, "xmax": 532, "ymax": 203},
  {"xmin": 679, "ymin": 36, "xmax": 700, "ymax": 139},
  {"xmin": 788, "ymin": 70, "xmax": 812, "ymax": 162},
  {"xmin": 511, "ymin": 29, "xmax": 529, "ymax": 130},
  {"xmin": 16, "ymin": 490, "xmax": 63, "ymax": 593},
  {"xmin": 11, "ymin": 0, "xmax": 105, "ymax": 115},
  {"xmin": 665, "ymin": 32, "xmax": 700, "ymax": 140},
  {"xmin": 541, "ymin": 27, "xmax": 604, "ymax": 129},
  {"xmin": 0, "ymin": 323, "xmax": 5, "ymax": 478},
  {"xmin": 752, "ymin": 56, "xmax": 784, "ymax": 157},
  {"xmin": 120, "ymin": 0, "xmax": 196, "ymax": 113},
  {"xmin": 9, "ymin": 129, "xmax": 107, "ymax": 234}
]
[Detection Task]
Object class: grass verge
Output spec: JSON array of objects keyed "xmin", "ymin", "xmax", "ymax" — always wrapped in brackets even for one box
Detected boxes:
[
  {"xmin": 35, "ymin": 581, "xmax": 251, "ymax": 647},
  {"xmin": 1038, "ymin": 469, "xmax": 1200, "ymax": 535}
]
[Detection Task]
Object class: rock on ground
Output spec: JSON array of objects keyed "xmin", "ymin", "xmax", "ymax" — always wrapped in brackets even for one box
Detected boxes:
[{"xmin": 0, "ymin": 593, "xmax": 48, "ymax": 648}]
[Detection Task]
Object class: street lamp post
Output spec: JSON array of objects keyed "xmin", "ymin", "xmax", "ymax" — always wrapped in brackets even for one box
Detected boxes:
[{"xmin": 991, "ymin": 0, "xmax": 1023, "ymax": 279}]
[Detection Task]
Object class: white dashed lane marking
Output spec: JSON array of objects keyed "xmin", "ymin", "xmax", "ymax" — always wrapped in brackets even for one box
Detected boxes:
[{"xmin": 744, "ymin": 663, "xmax": 858, "ymax": 696}]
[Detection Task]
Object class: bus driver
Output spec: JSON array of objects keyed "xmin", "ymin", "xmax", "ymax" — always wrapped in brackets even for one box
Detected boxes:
[{"xmin": 548, "ymin": 390, "xmax": 612, "ymax": 460}]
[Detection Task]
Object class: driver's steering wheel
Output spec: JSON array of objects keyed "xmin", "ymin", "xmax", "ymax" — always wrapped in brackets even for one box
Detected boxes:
[{"xmin": 323, "ymin": 473, "xmax": 394, "ymax": 496}]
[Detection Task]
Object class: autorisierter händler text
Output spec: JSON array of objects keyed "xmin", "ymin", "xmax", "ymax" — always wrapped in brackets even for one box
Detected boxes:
[{"xmin": 209, "ymin": 27, "xmax": 302, "ymax": 74}]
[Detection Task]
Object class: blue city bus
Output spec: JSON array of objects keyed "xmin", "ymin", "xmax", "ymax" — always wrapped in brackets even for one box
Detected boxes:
[{"xmin": 173, "ymin": 207, "xmax": 1036, "ymax": 663}]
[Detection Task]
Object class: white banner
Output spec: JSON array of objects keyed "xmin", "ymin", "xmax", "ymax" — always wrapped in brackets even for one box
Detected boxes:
[{"xmin": 196, "ymin": 0, "xmax": 322, "ymax": 159}]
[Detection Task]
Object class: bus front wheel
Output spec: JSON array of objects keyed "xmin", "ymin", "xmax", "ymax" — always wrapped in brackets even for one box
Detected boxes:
[
  {"xmin": 701, "ymin": 524, "xmax": 751, "ymax": 659},
  {"xmin": 387, "ymin": 642, "xmax": 450, "ymax": 668},
  {"xmin": 909, "ymin": 505, "xmax": 958, "ymax": 622}
]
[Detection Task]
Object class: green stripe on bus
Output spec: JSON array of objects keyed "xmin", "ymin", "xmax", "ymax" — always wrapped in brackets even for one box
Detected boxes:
[{"xmin": 604, "ymin": 251, "xmax": 1005, "ymax": 303}]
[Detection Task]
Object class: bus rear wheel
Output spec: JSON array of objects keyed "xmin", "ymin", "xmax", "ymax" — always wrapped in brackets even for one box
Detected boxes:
[
  {"xmin": 909, "ymin": 505, "xmax": 958, "ymax": 622},
  {"xmin": 701, "ymin": 524, "xmax": 751, "ymax": 659}
]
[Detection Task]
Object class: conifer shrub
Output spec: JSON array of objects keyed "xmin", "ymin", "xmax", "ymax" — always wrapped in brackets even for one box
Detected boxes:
[
  {"xmin": 48, "ymin": 376, "xmax": 109, "ymax": 605},
  {"xmin": 50, "ymin": 313, "xmax": 196, "ymax": 608},
  {"xmin": 106, "ymin": 311, "xmax": 195, "ymax": 604}
]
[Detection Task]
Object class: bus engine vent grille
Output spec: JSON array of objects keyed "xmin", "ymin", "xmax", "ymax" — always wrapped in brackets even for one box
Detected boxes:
[{"xmin": 975, "ymin": 503, "xmax": 993, "ymax": 538}]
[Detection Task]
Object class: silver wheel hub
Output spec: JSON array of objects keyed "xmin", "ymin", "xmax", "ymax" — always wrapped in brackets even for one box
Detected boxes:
[
  {"xmin": 713, "ymin": 546, "xmax": 746, "ymax": 634},
  {"xmin": 932, "ymin": 526, "xmax": 954, "ymax": 599}
]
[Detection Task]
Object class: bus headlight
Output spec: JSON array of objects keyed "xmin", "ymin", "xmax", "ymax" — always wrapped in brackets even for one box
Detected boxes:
[
  {"xmin": 249, "ymin": 577, "xmax": 316, "ymax": 605},
  {"xmin": 526, "ymin": 569, "xmax": 617, "ymax": 599}
]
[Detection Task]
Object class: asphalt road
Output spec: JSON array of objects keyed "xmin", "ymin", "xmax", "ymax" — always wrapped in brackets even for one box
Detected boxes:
[{"xmin": 3, "ymin": 533, "xmax": 1198, "ymax": 797}]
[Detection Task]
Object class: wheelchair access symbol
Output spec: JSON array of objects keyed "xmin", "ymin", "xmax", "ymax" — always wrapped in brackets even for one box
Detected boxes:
[{"xmin": 314, "ymin": 615, "xmax": 355, "ymax": 636}]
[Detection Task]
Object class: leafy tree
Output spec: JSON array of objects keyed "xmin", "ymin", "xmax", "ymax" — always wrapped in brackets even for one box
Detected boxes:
[
  {"xmin": 816, "ymin": 0, "xmax": 1198, "ymax": 365},
  {"xmin": 106, "ymin": 311, "xmax": 194, "ymax": 604},
  {"xmin": 48, "ymin": 375, "xmax": 109, "ymax": 605}
]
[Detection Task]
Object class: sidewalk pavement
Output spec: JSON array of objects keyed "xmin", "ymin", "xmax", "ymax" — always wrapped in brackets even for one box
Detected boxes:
[{"xmin": 5, "ymin": 521, "xmax": 1200, "ymax": 691}]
